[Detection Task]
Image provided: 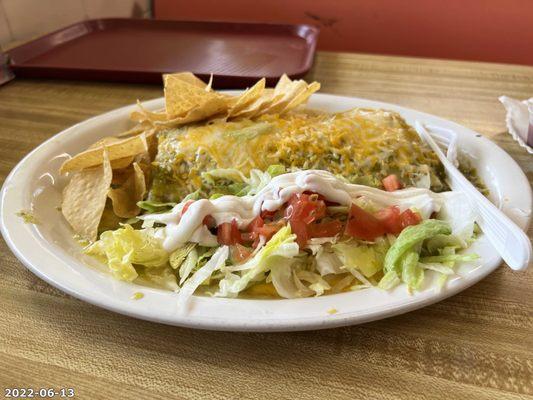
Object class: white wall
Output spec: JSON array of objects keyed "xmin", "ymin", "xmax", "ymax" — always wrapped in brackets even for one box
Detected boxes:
[{"xmin": 0, "ymin": 0, "xmax": 150, "ymax": 48}]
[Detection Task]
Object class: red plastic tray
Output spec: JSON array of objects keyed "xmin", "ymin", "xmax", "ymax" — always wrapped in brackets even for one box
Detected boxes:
[{"xmin": 7, "ymin": 18, "xmax": 319, "ymax": 88}]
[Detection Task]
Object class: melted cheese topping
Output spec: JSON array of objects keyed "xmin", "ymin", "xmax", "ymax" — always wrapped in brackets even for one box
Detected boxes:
[{"xmin": 151, "ymin": 109, "xmax": 446, "ymax": 202}]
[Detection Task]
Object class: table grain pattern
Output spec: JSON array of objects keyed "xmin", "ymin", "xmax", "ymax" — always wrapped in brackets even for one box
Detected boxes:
[{"xmin": 0, "ymin": 51, "xmax": 532, "ymax": 400}]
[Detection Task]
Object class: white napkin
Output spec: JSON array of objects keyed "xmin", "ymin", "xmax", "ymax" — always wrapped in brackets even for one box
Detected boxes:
[{"xmin": 499, "ymin": 96, "xmax": 533, "ymax": 154}]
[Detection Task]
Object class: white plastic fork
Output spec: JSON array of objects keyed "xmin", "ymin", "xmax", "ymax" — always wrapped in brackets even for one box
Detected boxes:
[{"xmin": 415, "ymin": 121, "xmax": 531, "ymax": 271}]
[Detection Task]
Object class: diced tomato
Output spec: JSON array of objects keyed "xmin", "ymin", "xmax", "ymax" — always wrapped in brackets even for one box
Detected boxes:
[
  {"xmin": 257, "ymin": 221, "xmax": 284, "ymax": 242},
  {"xmin": 289, "ymin": 219, "xmax": 309, "ymax": 248},
  {"xmin": 181, "ymin": 200, "xmax": 195, "ymax": 215},
  {"xmin": 241, "ymin": 215, "xmax": 264, "ymax": 243},
  {"xmin": 241, "ymin": 216, "xmax": 284, "ymax": 247},
  {"xmin": 285, "ymin": 193, "xmax": 326, "ymax": 224},
  {"xmin": 248, "ymin": 215, "xmax": 265, "ymax": 231},
  {"xmin": 345, "ymin": 204, "xmax": 387, "ymax": 241},
  {"xmin": 382, "ymin": 174, "xmax": 403, "ymax": 192},
  {"xmin": 376, "ymin": 205, "xmax": 403, "ymax": 234},
  {"xmin": 217, "ymin": 219, "xmax": 243, "ymax": 245},
  {"xmin": 203, "ymin": 215, "xmax": 216, "ymax": 228},
  {"xmin": 260, "ymin": 209, "xmax": 277, "ymax": 220},
  {"xmin": 307, "ymin": 220, "xmax": 343, "ymax": 238},
  {"xmin": 376, "ymin": 206, "xmax": 422, "ymax": 234},
  {"xmin": 283, "ymin": 193, "xmax": 327, "ymax": 246},
  {"xmin": 400, "ymin": 209, "xmax": 422, "ymax": 228},
  {"xmin": 231, "ymin": 244, "xmax": 252, "ymax": 263}
]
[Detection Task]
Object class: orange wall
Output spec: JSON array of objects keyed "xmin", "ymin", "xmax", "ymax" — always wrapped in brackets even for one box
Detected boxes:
[{"xmin": 154, "ymin": 0, "xmax": 533, "ymax": 65}]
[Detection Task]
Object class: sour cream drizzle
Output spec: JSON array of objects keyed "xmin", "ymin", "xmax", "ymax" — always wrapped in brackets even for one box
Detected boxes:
[{"xmin": 141, "ymin": 170, "xmax": 461, "ymax": 252}]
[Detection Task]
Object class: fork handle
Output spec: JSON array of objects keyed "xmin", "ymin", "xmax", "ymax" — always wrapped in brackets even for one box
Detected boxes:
[
  {"xmin": 416, "ymin": 122, "xmax": 531, "ymax": 271},
  {"xmin": 449, "ymin": 172, "xmax": 531, "ymax": 271}
]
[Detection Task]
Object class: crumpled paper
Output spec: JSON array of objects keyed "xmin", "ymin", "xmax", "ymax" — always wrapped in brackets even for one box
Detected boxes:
[{"xmin": 499, "ymin": 96, "xmax": 533, "ymax": 154}]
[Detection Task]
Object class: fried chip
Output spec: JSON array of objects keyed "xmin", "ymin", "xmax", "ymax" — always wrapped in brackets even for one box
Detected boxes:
[
  {"xmin": 116, "ymin": 124, "xmax": 149, "ymax": 138},
  {"xmin": 108, "ymin": 162, "xmax": 146, "ymax": 218},
  {"xmin": 227, "ymin": 78, "xmax": 266, "ymax": 117},
  {"xmin": 89, "ymin": 137, "xmax": 120, "ymax": 148},
  {"xmin": 131, "ymin": 101, "xmax": 168, "ymax": 123},
  {"xmin": 164, "ymin": 72, "xmax": 207, "ymax": 89},
  {"xmin": 153, "ymin": 98, "xmax": 227, "ymax": 128},
  {"xmin": 283, "ymin": 81, "xmax": 321, "ymax": 112},
  {"xmin": 110, "ymin": 156, "xmax": 135, "ymax": 169},
  {"xmin": 205, "ymin": 73, "xmax": 214, "ymax": 91},
  {"xmin": 60, "ymin": 133, "xmax": 148, "ymax": 173},
  {"xmin": 164, "ymin": 75, "xmax": 226, "ymax": 118},
  {"xmin": 231, "ymin": 88, "xmax": 281, "ymax": 119},
  {"xmin": 261, "ymin": 77, "xmax": 308, "ymax": 114},
  {"xmin": 61, "ymin": 149, "xmax": 113, "ymax": 241},
  {"xmin": 89, "ymin": 135, "xmax": 134, "ymax": 169}
]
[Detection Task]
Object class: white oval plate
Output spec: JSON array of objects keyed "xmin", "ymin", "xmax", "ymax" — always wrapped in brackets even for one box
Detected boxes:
[{"xmin": 1, "ymin": 93, "xmax": 531, "ymax": 332}]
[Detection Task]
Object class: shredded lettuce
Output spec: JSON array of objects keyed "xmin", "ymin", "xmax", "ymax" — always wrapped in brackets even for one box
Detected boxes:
[
  {"xmin": 315, "ymin": 248, "xmax": 344, "ymax": 276},
  {"xmin": 330, "ymin": 275, "xmax": 355, "ymax": 293},
  {"xmin": 333, "ymin": 240, "xmax": 388, "ymax": 278},
  {"xmin": 378, "ymin": 219, "xmax": 479, "ymax": 291},
  {"xmin": 246, "ymin": 169, "xmax": 273, "ymax": 195},
  {"xmin": 270, "ymin": 259, "xmax": 313, "ymax": 298},
  {"xmin": 182, "ymin": 189, "xmax": 201, "ymax": 202},
  {"xmin": 177, "ymin": 246, "xmax": 229, "ymax": 311},
  {"xmin": 169, "ymin": 243, "xmax": 196, "ymax": 270},
  {"xmin": 400, "ymin": 251, "xmax": 423, "ymax": 290},
  {"xmin": 297, "ymin": 270, "xmax": 331, "ymax": 296},
  {"xmin": 85, "ymin": 224, "xmax": 168, "ymax": 281},
  {"xmin": 224, "ymin": 121, "xmax": 272, "ymax": 140},
  {"xmin": 383, "ymin": 219, "xmax": 451, "ymax": 274},
  {"xmin": 138, "ymin": 267, "xmax": 179, "ymax": 291},
  {"xmin": 201, "ymin": 169, "xmax": 247, "ymax": 184},
  {"xmin": 137, "ymin": 200, "xmax": 176, "ymax": 213},
  {"xmin": 419, "ymin": 262, "xmax": 455, "ymax": 275},
  {"xmin": 420, "ymin": 253, "xmax": 479, "ymax": 263},
  {"xmin": 201, "ymin": 165, "xmax": 286, "ymax": 198},
  {"xmin": 266, "ymin": 164, "xmax": 286, "ymax": 177},
  {"xmin": 378, "ymin": 270, "xmax": 402, "ymax": 290},
  {"xmin": 179, "ymin": 247, "xmax": 198, "ymax": 285},
  {"xmin": 216, "ymin": 226, "xmax": 299, "ymax": 297},
  {"xmin": 425, "ymin": 234, "xmax": 463, "ymax": 254}
]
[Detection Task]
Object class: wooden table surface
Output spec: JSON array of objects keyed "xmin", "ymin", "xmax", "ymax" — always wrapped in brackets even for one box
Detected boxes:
[{"xmin": 1, "ymin": 51, "xmax": 532, "ymax": 400}]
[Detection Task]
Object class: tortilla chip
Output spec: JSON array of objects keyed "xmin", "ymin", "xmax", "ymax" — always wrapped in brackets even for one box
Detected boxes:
[
  {"xmin": 116, "ymin": 124, "xmax": 148, "ymax": 138},
  {"xmin": 108, "ymin": 162, "xmax": 146, "ymax": 218},
  {"xmin": 283, "ymin": 81, "xmax": 321, "ymax": 112},
  {"xmin": 89, "ymin": 137, "xmax": 120, "ymax": 149},
  {"xmin": 274, "ymin": 74, "xmax": 293, "ymax": 92},
  {"xmin": 61, "ymin": 150, "xmax": 113, "ymax": 241},
  {"xmin": 88, "ymin": 137, "xmax": 136, "ymax": 171},
  {"xmin": 143, "ymin": 129, "xmax": 158, "ymax": 160},
  {"xmin": 164, "ymin": 75, "xmax": 227, "ymax": 118},
  {"xmin": 60, "ymin": 133, "xmax": 148, "ymax": 173},
  {"xmin": 110, "ymin": 156, "xmax": 134, "ymax": 169},
  {"xmin": 164, "ymin": 72, "xmax": 207, "ymax": 89},
  {"xmin": 261, "ymin": 79, "xmax": 308, "ymax": 114},
  {"xmin": 131, "ymin": 101, "xmax": 168, "ymax": 123},
  {"xmin": 154, "ymin": 97, "xmax": 227, "ymax": 128},
  {"xmin": 205, "ymin": 74, "xmax": 214, "ymax": 91},
  {"xmin": 228, "ymin": 78, "xmax": 266, "ymax": 117},
  {"xmin": 231, "ymin": 88, "xmax": 280, "ymax": 119}
]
